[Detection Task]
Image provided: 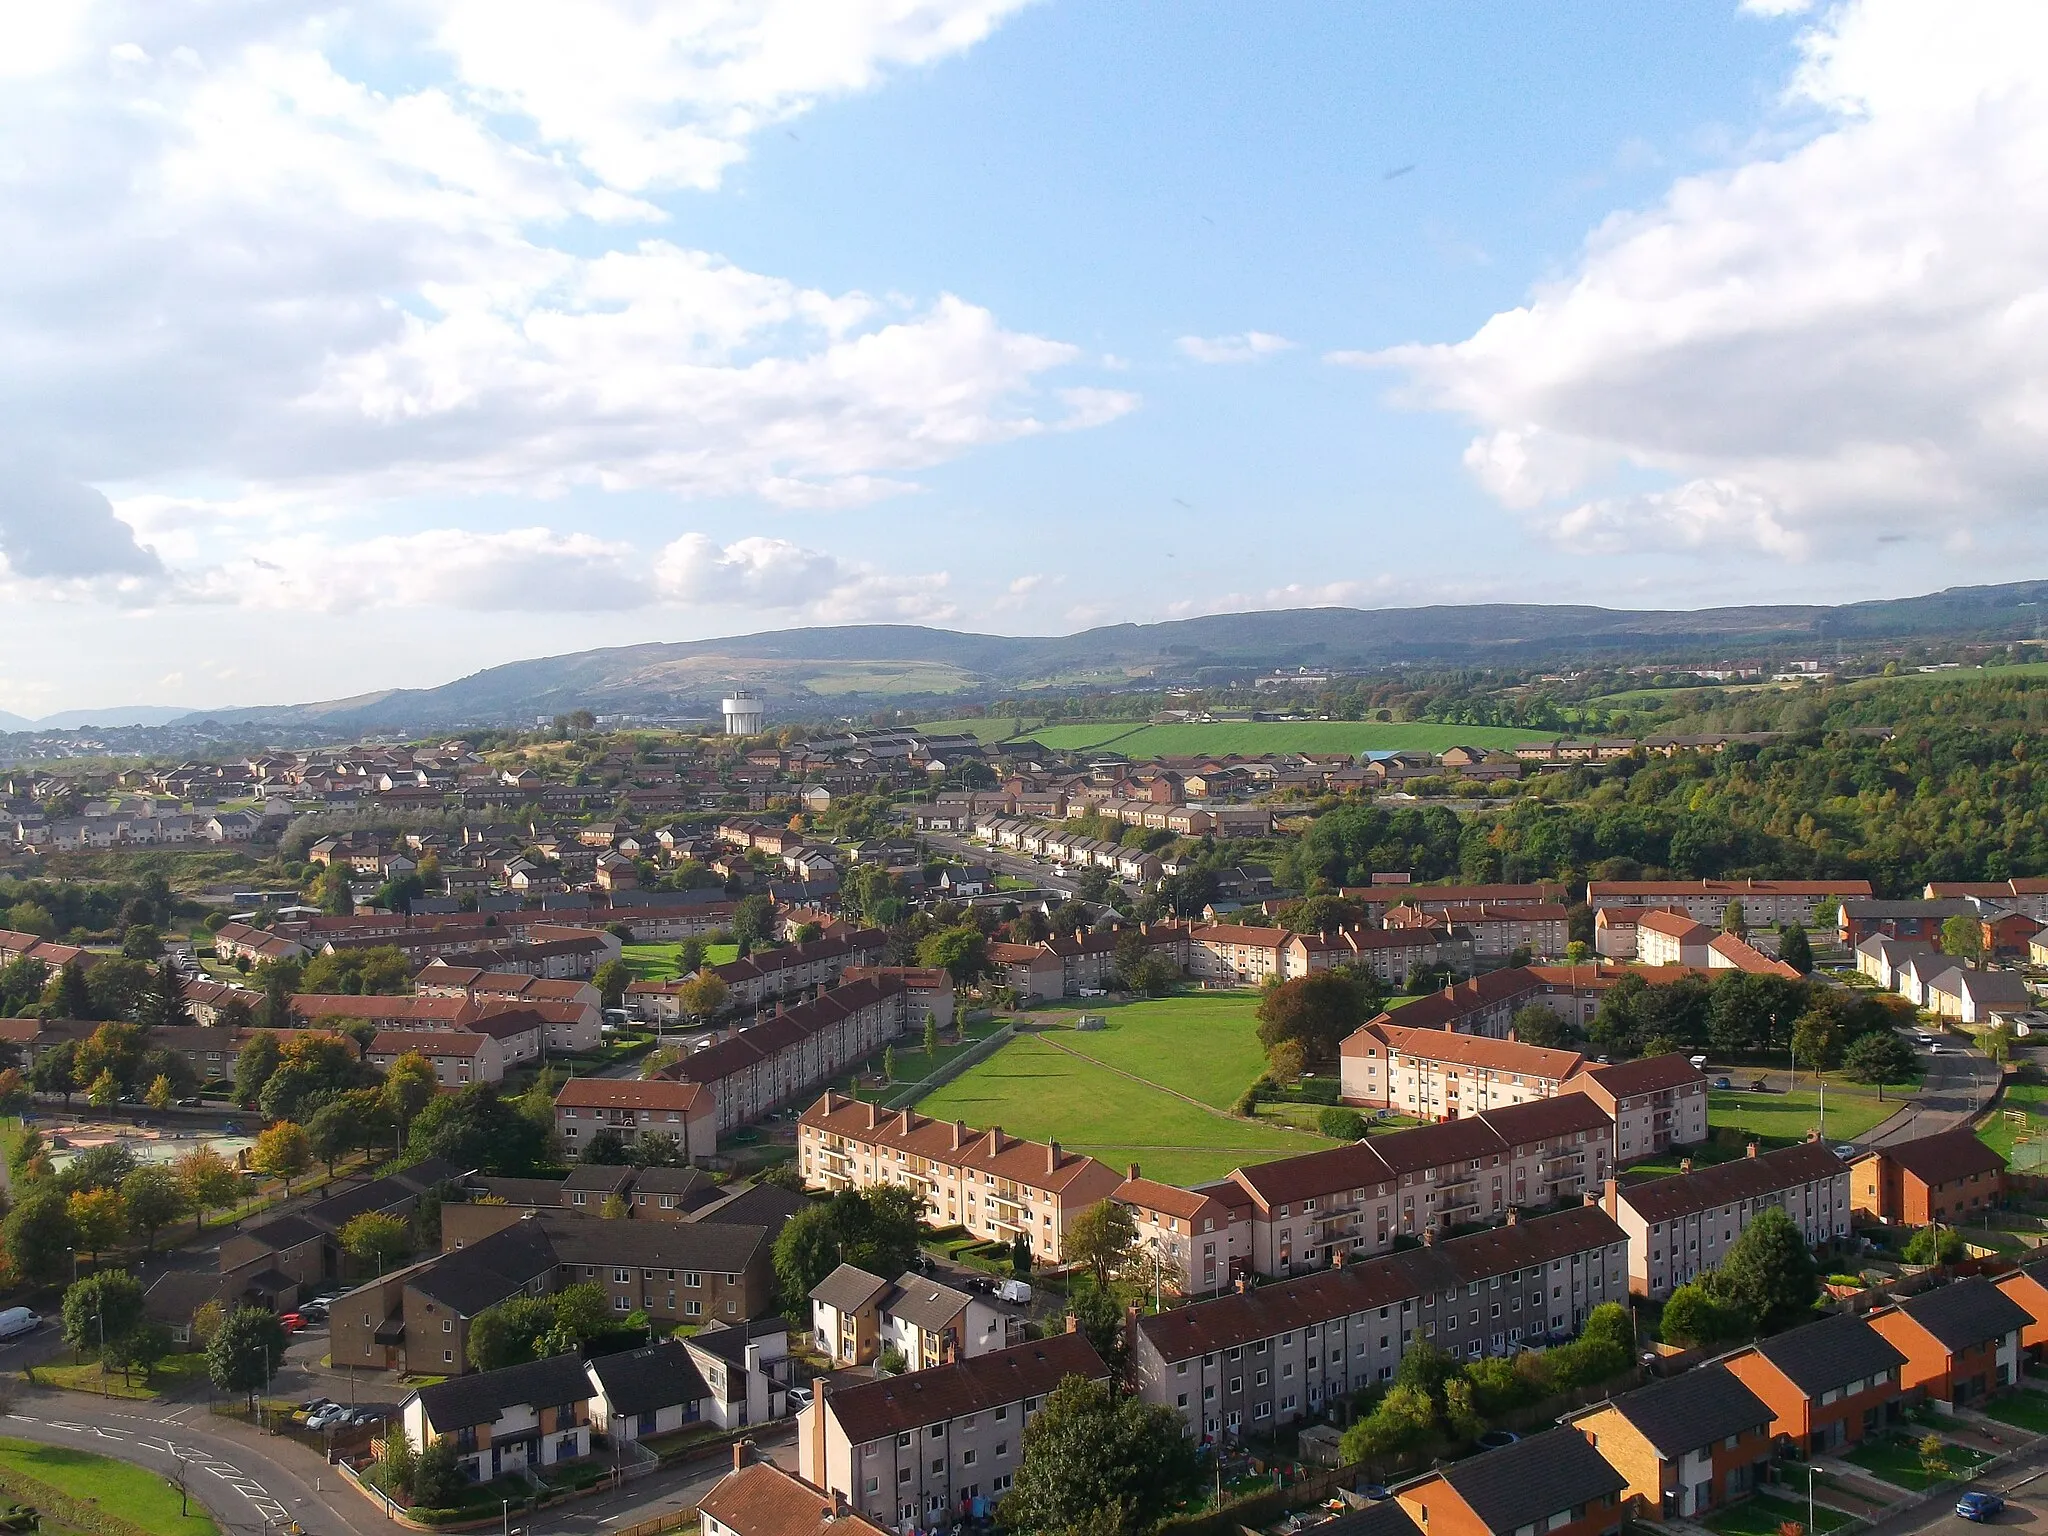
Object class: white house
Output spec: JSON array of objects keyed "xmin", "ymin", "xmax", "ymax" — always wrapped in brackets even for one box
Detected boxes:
[
  {"xmin": 585, "ymin": 1341, "xmax": 714, "ymax": 1443},
  {"xmin": 401, "ymin": 1354, "xmax": 592, "ymax": 1483}
]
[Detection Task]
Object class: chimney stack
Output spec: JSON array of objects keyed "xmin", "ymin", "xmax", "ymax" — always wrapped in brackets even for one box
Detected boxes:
[
  {"xmin": 1127, "ymin": 1163, "xmax": 1140, "ymax": 1182},
  {"xmin": 733, "ymin": 1440, "xmax": 751, "ymax": 1473},
  {"xmin": 1504, "ymin": 1208, "xmax": 1518, "ymax": 1226},
  {"xmin": 898, "ymin": 1109, "xmax": 913, "ymax": 1134},
  {"xmin": 1422, "ymin": 1225, "xmax": 1438, "ymax": 1246},
  {"xmin": 1047, "ymin": 1141, "xmax": 1061, "ymax": 1174},
  {"xmin": 1680, "ymin": 1157, "xmax": 1693, "ymax": 1175},
  {"xmin": 951, "ymin": 1120, "xmax": 966, "ymax": 1151},
  {"xmin": 1065, "ymin": 1312, "xmax": 1079, "ymax": 1334},
  {"xmin": 1746, "ymin": 1140, "xmax": 1760, "ymax": 1159},
  {"xmin": 865, "ymin": 1101, "xmax": 879, "ymax": 1131}
]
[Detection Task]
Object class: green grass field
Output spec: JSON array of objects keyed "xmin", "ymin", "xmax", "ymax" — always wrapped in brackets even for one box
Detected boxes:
[
  {"xmin": 1014, "ymin": 721, "xmax": 1536, "ymax": 755},
  {"xmin": 619, "ymin": 942, "xmax": 738, "ymax": 981},
  {"xmin": 1983, "ymin": 1390, "xmax": 2048, "ymax": 1433},
  {"xmin": 1709, "ymin": 1085, "xmax": 1892, "ymax": 1146},
  {"xmin": 1845, "ymin": 1434, "xmax": 1988, "ymax": 1491},
  {"xmin": 1704, "ymin": 1492, "xmax": 1851, "ymax": 1536},
  {"xmin": 914, "ymin": 717, "xmax": 1045, "ymax": 742},
  {"xmin": 916, "ymin": 996, "xmax": 1339, "ymax": 1185},
  {"xmin": 1982, "ymin": 1082, "xmax": 2048, "ymax": 1163},
  {"xmin": 0, "ymin": 1436, "xmax": 220, "ymax": 1535}
]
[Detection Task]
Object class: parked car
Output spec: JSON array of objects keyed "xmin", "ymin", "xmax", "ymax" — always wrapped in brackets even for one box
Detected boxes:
[
  {"xmin": 1712, "ymin": 1077, "xmax": 1732, "ymax": 1090},
  {"xmin": 278, "ymin": 1312, "xmax": 306, "ymax": 1333},
  {"xmin": 995, "ymin": 1279, "xmax": 1033, "ymax": 1304},
  {"xmin": 787, "ymin": 1385, "xmax": 814, "ymax": 1412},
  {"xmin": 0, "ymin": 1308, "xmax": 41, "ymax": 1341},
  {"xmin": 306, "ymin": 1405, "xmax": 349, "ymax": 1431},
  {"xmin": 1957, "ymin": 1492, "xmax": 2005, "ymax": 1522}
]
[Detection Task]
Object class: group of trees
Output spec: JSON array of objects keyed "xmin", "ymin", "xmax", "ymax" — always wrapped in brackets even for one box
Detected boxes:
[
  {"xmin": 466, "ymin": 1281, "xmax": 616, "ymax": 1371},
  {"xmin": 1341, "ymin": 1304, "xmax": 1637, "ymax": 1467},
  {"xmin": 1254, "ymin": 970, "xmax": 1384, "ymax": 1080},
  {"xmin": 771, "ymin": 1186, "xmax": 927, "ymax": 1311},
  {"xmin": 2, "ymin": 1135, "xmax": 242, "ymax": 1287},
  {"xmin": 1659, "ymin": 1207, "xmax": 1823, "ymax": 1348}
]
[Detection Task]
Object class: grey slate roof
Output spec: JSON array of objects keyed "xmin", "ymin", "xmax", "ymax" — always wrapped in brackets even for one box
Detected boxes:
[
  {"xmin": 1317, "ymin": 1504, "xmax": 1421, "ymax": 1536},
  {"xmin": 691, "ymin": 1182, "xmax": 810, "ymax": 1239},
  {"xmin": 811, "ymin": 1263, "xmax": 891, "ymax": 1314},
  {"xmin": 1896, "ymin": 1278, "xmax": 2032, "ymax": 1352},
  {"xmin": 1745, "ymin": 1311, "xmax": 1906, "ymax": 1395},
  {"xmin": 586, "ymin": 1341, "xmax": 709, "ymax": 1416},
  {"xmin": 408, "ymin": 1221, "xmax": 556, "ymax": 1316},
  {"xmin": 886, "ymin": 1277, "xmax": 973, "ymax": 1334},
  {"xmin": 413, "ymin": 1352, "xmax": 592, "ymax": 1433},
  {"xmin": 1590, "ymin": 1365, "xmax": 1771, "ymax": 1457},
  {"xmin": 1429, "ymin": 1426, "xmax": 1626, "ymax": 1532},
  {"xmin": 243, "ymin": 1213, "xmax": 326, "ymax": 1251}
]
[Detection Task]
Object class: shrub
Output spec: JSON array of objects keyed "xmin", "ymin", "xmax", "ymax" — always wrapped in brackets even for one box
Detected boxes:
[{"xmin": 1317, "ymin": 1107, "xmax": 1368, "ymax": 1140}]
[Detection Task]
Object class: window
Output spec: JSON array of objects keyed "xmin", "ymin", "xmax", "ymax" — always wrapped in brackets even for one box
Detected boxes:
[{"xmin": 962, "ymin": 1450, "xmax": 977, "ymax": 1467}]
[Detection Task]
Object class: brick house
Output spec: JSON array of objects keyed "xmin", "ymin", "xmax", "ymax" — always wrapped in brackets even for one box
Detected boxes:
[
  {"xmin": 554, "ymin": 1077, "xmax": 718, "ymax": 1162},
  {"xmin": 1339, "ymin": 1024, "xmax": 1585, "ymax": 1120},
  {"xmin": 1866, "ymin": 1279, "xmax": 2029, "ymax": 1407},
  {"xmin": 1716, "ymin": 1310, "xmax": 1906, "ymax": 1454},
  {"xmin": 1850, "ymin": 1127, "xmax": 2007, "ymax": 1227},
  {"xmin": 1564, "ymin": 1365, "xmax": 1773, "ymax": 1522},
  {"xmin": 1394, "ymin": 1427, "xmax": 1626, "ymax": 1536}
]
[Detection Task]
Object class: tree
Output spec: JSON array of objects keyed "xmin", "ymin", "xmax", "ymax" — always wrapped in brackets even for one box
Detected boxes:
[
  {"xmin": 1940, "ymin": 913, "xmax": 1984, "ymax": 968},
  {"xmin": 881, "ymin": 1045, "xmax": 897, "ymax": 1083},
  {"xmin": 1982, "ymin": 1022, "xmax": 2018, "ymax": 1064},
  {"xmin": 1064, "ymin": 1199, "xmax": 1139, "ymax": 1290},
  {"xmin": 261, "ymin": 1030, "xmax": 370, "ymax": 1122},
  {"xmin": 537, "ymin": 1282, "xmax": 611, "ymax": 1355},
  {"xmin": 1918, "ymin": 1432, "xmax": 1951, "ymax": 1483},
  {"xmin": 1339, "ymin": 1384, "xmax": 1437, "ymax": 1464},
  {"xmin": 593, "ymin": 958, "xmax": 632, "ymax": 1010},
  {"xmin": 340, "ymin": 1211, "xmax": 412, "ymax": 1272},
  {"xmin": 923, "ymin": 1011, "xmax": 940, "ymax": 1057},
  {"xmin": 69, "ymin": 1187, "xmax": 127, "ymax": 1264},
  {"xmin": 679, "ymin": 972, "xmax": 729, "ymax": 1020},
  {"xmin": 600, "ymin": 1193, "xmax": 629, "ymax": 1219},
  {"xmin": 630, "ymin": 1131, "xmax": 685, "ymax": 1168},
  {"xmin": 381, "ymin": 1051, "xmax": 438, "ymax": 1140},
  {"xmin": 467, "ymin": 1294, "xmax": 558, "ymax": 1371},
  {"xmin": 137, "ymin": 958, "xmax": 194, "ymax": 1030},
  {"xmin": 1001, "ymin": 1375, "xmax": 1200, "ymax": 1536},
  {"xmin": 1660, "ymin": 1281, "xmax": 1743, "ymax": 1347},
  {"xmin": 580, "ymin": 1129, "xmax": 630, "ymax": 1165},
  {"xmin": 1255, "ymin": 972, "xmax": 1367, "ymax": 1070},
  {"xmin": 3, "ymin": 1187, "xmax": 75, "ymax": 1285},
  {"xmin": 771, "ymin": 1187, "xmax": 924, "ymax": 1309},
  {"xmin": 121, "ymin": 1164, "xmax": 187, "ymax": 1252},
  {"xmin": 48, "ymin": 958, "xmax": 94, "ymax": 1021},
  {"xmin": 86, "ymin": 1069, "xmax": 120, "ymax": 1109},
  {"xmin": 1266, "ymin": 1038, "xmax": 1306, "ymax": 1086},
  {"xmin": 29, "ymin": 1041, "xmax": 77, "ymax": 1104},
  {"xmin": 252, "ymin": 1121, "xmax": 312, "ymax": 1193},
  {"xmin": 1510, "ymin": 1003, "xmax": 1570, "ymax": 1048},
  {"xmin": 306, "ymin": 1099, "xmax": 359, "ymax": 1176},
  {"xmin": 1711, "ymin": 1206, "xmax": 1819, "ymax": 1330},
  {"xmin": 1722, "ymin": 899, "xmax": 1747, "ymax": 936},
  {"xmin": 233, "ymin": 1032, "xmax": 282, "ymax": 1107},
  {"xmin": 61, "ymin": 1141, "xmax": 137, "ymax": 1193},
  {"xmin": 1903, "ymin": 1225, "xmax": 1965, "ymax": 1264},
  {"xmin": 1790, "ymin": 1011, "xmax": 1839, "ymax": 1078},
  {"xmin": 1318, "ymin": 1107, "xmax": 1368, "ymax": 1140},
  {"xmin": 916, "ymin": 925, "xmax": 989, "ymax": 983},
  {"xmin": 177, "ymin": 1144, "xmax": 240, "ymax": 1231},
  {"xmin": 1778, "ymin": 922, "xmax": 1814, "ymax": 975},
  {"xmin": 408, "ymin": 1082, "xmax": 551, "ymax": 1174},
  {"xmin": 121, "ymin": 923, "xmax": 164, "ymax": 961},
  {"xmin": 1843, "ymin": 1030, "xmax": 1917, "ymax": 1100},
  {"xmin": 144, "ymin": 1074, "xmax": 174, "ymax": 1111},
  {"xmin": 732, "ymin": 894, "xmax": 775, "ymax": 950},
  {"xmin": 0, "ymin": 1068, "xmax": 29, "ymax": 1115},
  {"xmin": 1011, "ymin": 1232, "xmax": 1033, "ymax": 1276},
  {"xmin": 207, "ymin": 1306, "xmax": 288, "ymax": 1408},
  {"xmin": 62, "ymin": 1271, "xmax": 146, "ymax": 1368},
  {"xmin": 0, "ymin": 956, "xmax": 48, "ymax": 1018}
]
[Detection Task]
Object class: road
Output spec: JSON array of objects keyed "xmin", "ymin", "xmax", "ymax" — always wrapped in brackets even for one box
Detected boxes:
[
  {"xmin": 1863, "ymin": 1432, "xmax": 2048, "ymax": 1536},
  {"xmin": 1, "ymin": 1381, "xmax": 795, "ymax": 1536},
  {"xmin": 1865, "ymin": 1035, "xmax": 2004, "ymax": 1146},
  {"xmin": 911, "ymin": 828, "xmax": 1081, "ymax": 899}
]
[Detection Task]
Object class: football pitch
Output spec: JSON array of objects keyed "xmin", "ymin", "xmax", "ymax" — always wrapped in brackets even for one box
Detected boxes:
[{"xmin": 916, "ymin": 994, "xmax": 1340, "ymax": 1186}]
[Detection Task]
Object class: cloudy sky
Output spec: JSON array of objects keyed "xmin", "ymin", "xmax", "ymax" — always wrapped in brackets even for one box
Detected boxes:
[{"xmin": 4, "ymin": 0, "xmax": 2046, "ymax": 715}]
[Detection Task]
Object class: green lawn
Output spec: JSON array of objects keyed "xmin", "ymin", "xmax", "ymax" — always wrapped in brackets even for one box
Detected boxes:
[
  {"xmin": 917, "ymin": 1015, "xmax": 1339, "ymax": 1186},
  {"xmin": 1984, "ymin": 1390, "xmax": 2048, "ymax": 1433},
  {"xmin": 1709, "ymin": 1086, "xmax": 1892, "ymax": 1146},
  {"xmin": 1845, "ymin": 1434, "xmax": 1989, "ymax": 1490},
  {"xmin": 1704, "ymin": 1491, "xmax": 1851, "ymax": 1536},
  {"xmin": 912, "ymin": 716, "xmax": 1044, "ymax": 742},
  {"xmin": 1982, "ymin": 1082, "xmax": 2048, "ymax": 1163},
  {"xmin": 0, "ymin": 1436, "xmax": 220, "ymax": 1535},
  {"xmin": 618, "ymin": 941, "xmax": 738, "ymax": 981},
  {"xmin": 861, "ymin": 1019, "xmax": 1010, "ymax": 1099},
  {"xmin": 31, "ymin": 1354, "xmax": 209, "ymax": 1399},
  {"xmin": 1017, "ymin": 721, "xmax": 1535, "ymax": 755}
]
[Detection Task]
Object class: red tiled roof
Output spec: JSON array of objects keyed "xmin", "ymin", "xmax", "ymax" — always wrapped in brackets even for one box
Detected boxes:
[
  {"xmin": 1618, "ymin": 1143, "xmax": 1844, "ymax": 1224},
  {"xmin": 1862, "ymin": 1127, "xmax": 2007, "ymax": 1188},
  {"xmin": 555, "ymin": 1078, "xmax": 708, "ymax": 1112},
  {"xmin": 1567, "ymin": 1053, "xmax": 1706, "ymax": 1102},
  {"xmin": 823, "ymin": 1333, "xmax": 1105, "ymax": 1444},
  {"xmin": 698, "ymin": 1461, "xmax": 892, "ymax": 1536}
]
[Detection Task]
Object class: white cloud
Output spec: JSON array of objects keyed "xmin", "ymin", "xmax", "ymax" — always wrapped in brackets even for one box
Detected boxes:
[
  {"xmin": 1176, "ymin": 332, "xmax": 1296, "ymax": 365},
  {"xmin": 0, "ymin": 0, "xmax": 1113, "ymax": 602},
  {"xmin": 1739, "ymin": 0, "xmax": 1814, "ymax": 16},
  {"xmin": 1372, "ymin": 0, "xmax": 2048, "ymax": 557},
  {"xmin": 651, "ymin": 532, "xmax": 953, "ymax": 622}
]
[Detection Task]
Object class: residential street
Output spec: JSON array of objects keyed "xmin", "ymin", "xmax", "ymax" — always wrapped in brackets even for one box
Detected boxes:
[{"xmin": 1865, "ymin": 1034, "xmax": 2004, "ymax": 1146}]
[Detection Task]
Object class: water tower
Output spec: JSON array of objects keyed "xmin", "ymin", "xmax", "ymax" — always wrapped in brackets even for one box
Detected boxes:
[{"xmin": 721, "ymin": 688, "xmax": 765, "ymax": 736}]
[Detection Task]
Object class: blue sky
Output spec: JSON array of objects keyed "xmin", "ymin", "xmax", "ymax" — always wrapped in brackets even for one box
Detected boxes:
[{"xmin": 2, "ymin": 1, "xmax": 2044, "ymax": 714}]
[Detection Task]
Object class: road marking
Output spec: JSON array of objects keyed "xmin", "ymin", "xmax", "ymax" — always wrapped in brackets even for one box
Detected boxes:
[{"xmin": 10, "ymin": 1411, "xmax": 293, "ymax": 1530}]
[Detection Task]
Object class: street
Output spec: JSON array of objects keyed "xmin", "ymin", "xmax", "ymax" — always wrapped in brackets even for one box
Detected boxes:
[
  {"xmin": 1866, "ymin": 1034, "xmax": 2004, "ymax": 1146},
  {"xmin": 1864, "ymin": 1435, "xmax": 2048, "ymax": 1536}
]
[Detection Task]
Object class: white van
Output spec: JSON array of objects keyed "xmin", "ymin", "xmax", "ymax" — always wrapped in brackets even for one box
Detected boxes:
[{"xmin": 0, "ymin": 1307, "xmax": 41, "ymax": 1340}]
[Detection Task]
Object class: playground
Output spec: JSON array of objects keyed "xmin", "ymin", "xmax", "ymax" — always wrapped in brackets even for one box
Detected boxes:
[{"xmin": 32, "ymin": 1112, "xmax": 256, "ymax": 1172}]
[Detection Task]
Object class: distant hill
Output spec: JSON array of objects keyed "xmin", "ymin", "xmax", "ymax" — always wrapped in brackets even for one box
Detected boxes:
[
  {"xmin": 172, "ymin": 578, "xmax": 2048, "ymax": 733},
  {"xmin": 0, "ymin": 705, "xmax": 201, "ymax": 732}
]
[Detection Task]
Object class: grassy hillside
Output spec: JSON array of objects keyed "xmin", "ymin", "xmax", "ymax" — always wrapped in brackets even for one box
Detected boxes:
[
  {"xmin": 914, "ymin": 716, "xmax": 1045, "ymax": 741},
  {"xmin": 1017, "ymin": 721, "xmax": 1534, "ymax": 755}
]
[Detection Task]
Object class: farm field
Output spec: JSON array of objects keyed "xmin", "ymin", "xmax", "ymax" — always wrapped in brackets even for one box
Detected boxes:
[
  {"xmin": 917, "ymin": 996, "xmax": 1338, "ymax": 1185},
  {"xmin": 0, "ymin": 1436, "xmax": 221, "ymax": 1536},
  {"xmin": 1015, "ymin": 721, "xmax": 1534, "ymax": 755}
]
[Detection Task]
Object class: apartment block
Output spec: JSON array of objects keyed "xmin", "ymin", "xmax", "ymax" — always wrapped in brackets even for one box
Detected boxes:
[
  {"xmin": 1562, "ymin": 1055, "xmax": 1710, "ymax": 1162},
  {"xmin": 1587, "ymin": 879, "xmax": 1874, "ymax": 929},
  {"xmin": 1130, "ymin": 1205, "xmax": 1629, "ymax": 1442},
  {"xmin": 1602, "ymin": 1142, "xmax": 1849, "ymax": 1300},
  {"xmin": 797, "ymin": 1333, "xmax": 1106, "ymax": 1528},
  {"xmin": 1339, "ymin": 1024, "xmax": 1586, "ymax": 1119},
  {"xmin": 1111, "ymin": 1171, "xmax": 1252, "ymax": 1296},
  {"xmin": 798, "ymin": 1094, "xmax": 1124, "ymax": 1263},
  {"xmin": 1226, "ymin": 1094, "xmax": 1615, "ymax": 1277}
]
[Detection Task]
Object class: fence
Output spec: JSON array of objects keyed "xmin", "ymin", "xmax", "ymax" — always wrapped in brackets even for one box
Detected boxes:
[
  {"xmin": 613, "ymin": 1511, "xmax": 699, "ymax": 1536},
  {"xmin": 880, "ymin": 1024, "xmax": 1016, "ymax": 1109}
]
